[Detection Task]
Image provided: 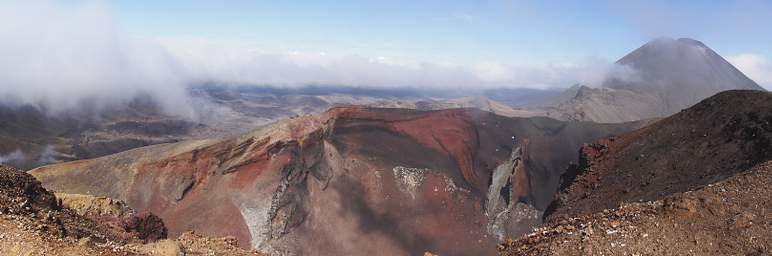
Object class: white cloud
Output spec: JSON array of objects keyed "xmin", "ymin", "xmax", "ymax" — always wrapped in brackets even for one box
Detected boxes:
[
  {"xmin": 473, "ymin": 62, "xmax": 515, "ymax": 82},
  {"xmin": 0, "ymin": 0, "xmax": 636, "ymax": 119},
  {"xmin": 0, "ymin": 1, "xmax": 193, "ymax": 117},
  {"xmin": 161, "ymin": 37, "xmax": 628, "ymax": 90},
  {"xmin": 728, "ymin": 54, "xmax": 772, "ymax": 90}
]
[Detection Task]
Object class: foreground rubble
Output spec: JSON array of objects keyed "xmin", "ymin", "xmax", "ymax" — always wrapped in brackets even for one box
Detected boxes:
[{"xmin": 0, "ymin": 165, "xmax": 264, "ymax": 256}]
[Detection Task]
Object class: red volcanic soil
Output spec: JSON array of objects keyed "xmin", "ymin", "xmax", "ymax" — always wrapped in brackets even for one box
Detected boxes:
[
  {"xmin": 31, "ymin": 107, "xmax": 640, "ymax": 255},
  {"xmin": 547, "ymin": 90, "xmax": 772, "ymax": 221}
]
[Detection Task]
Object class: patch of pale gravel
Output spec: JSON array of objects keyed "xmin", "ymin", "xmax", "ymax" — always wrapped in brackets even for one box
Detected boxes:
[
  {"xmin": 443, "ymin": 175, "xmax": 470, "ymax": 194},
  {"xmin": 392, "ymin": 166, "xmax": 428, "ymax": 199}
]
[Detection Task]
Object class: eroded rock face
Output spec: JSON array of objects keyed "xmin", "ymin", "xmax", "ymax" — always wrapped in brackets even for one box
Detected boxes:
[{"xmin": 32, "ymin": 107, "xmax": 640, "ymax": 255}]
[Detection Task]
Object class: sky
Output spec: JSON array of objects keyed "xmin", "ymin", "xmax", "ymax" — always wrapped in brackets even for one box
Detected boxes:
[
  {"xmin": 110, "ymin": 0, "xmax": 772, "ymax": 65},
  {"xmin": 109, "ymin": 0, "xmax": 772, "ymax": 63},
  {"xmin": 1, "ymin": 0, "xmax": 771, "ymax": 115}
]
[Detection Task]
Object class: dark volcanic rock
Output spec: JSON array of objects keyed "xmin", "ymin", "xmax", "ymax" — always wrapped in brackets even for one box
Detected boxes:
[
  {"xmin": 548, "ymin": 90, "xmax": 772, "ymax": 221},
  {"xmin": 123, "ymin": 212, "xmax": 168, "ymax": 242},
  {"xmin": 0, "ymin": 165, "xmax": 59, "ymax": 213}
]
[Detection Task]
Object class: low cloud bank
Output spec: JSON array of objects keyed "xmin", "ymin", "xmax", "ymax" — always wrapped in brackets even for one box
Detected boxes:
[
  {"xmin": 0, "ymin": 1, "xmax": 192, "ymax": 117},
  {"xmin": 162, "ymin": 38, "xmax": 636, "ymax": 90},
  {"xmin": 0, "ymin": 1, "xmax": 637, "ymax": 118}
]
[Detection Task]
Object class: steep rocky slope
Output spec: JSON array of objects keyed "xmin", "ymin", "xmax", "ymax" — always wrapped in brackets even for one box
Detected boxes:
[
  {"xmin": 547, "ymin": 38, "xmax": 766, "ymax": 123},
  {"xmin": 500, "ymin": 90, "xmax": 772, "ymax": 255},
  {"xmin": 548, "ymin": 90, "xmax": 772, "ymax": 220},
  {"xmin": 32, "ymin": 107, "xmax": 641, "ymax": 255}
]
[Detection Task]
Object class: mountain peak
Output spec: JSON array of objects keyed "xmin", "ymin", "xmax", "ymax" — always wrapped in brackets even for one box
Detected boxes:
[
  {"xmin": 648, "ymin": 36, "xmax": 676, "ymax": 43},
  {"xmin": 643, "ymin": 37, "xmax": 707, "ymax": 49},
  {"xmin": 644, "ymin": 37, "xmax": 707, "ymax": 48},
  {"xmin": 605, "ymin": 37, "xmax": 764, "ymax": 110},
  {"xmin": 676, "ymin": 37, "xmax": 707, "ymax": 47}
]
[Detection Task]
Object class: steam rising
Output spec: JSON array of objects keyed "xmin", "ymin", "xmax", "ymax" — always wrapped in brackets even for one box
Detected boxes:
[
  {"xmin": 0, "ymin": 145, "xmax": 64, "ymax": 166},
  {"xmin": 0, "ymin": 150, "xmax": 25, "ymax": 165}
]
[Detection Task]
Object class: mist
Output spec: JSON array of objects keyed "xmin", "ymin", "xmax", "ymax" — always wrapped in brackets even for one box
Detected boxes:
[
  {"xmin": 162, "ymin": 38, "xmax": 634, "ymax": 90},
  {"xmin": 0, "ymin": 145, "xmax": 63, "ymax": 167},
  {"xmin": 0, "ymin": 1, "xmax": 193, "ymax": 118},
  {"xmin": 0, "ymin": 150, "xmax": 25, "ymax": 165}
]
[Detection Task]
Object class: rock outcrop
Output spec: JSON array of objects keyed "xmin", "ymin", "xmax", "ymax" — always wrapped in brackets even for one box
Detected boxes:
[{"xmin": 56, "ymin": 193, "xmax": 168, "ymax": 242}]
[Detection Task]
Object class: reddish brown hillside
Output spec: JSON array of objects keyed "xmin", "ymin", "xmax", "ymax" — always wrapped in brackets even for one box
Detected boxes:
[
  {"xmin": 501, "ymin": 160, "xmax": 772, "ymax": 256},
  {"xmin": 32, "ymin": 107, "xmax": 640, "ymax": 255},
  {"xmin": 547, "ymin": 90, "xmax": 772, "ymax": 221}
]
